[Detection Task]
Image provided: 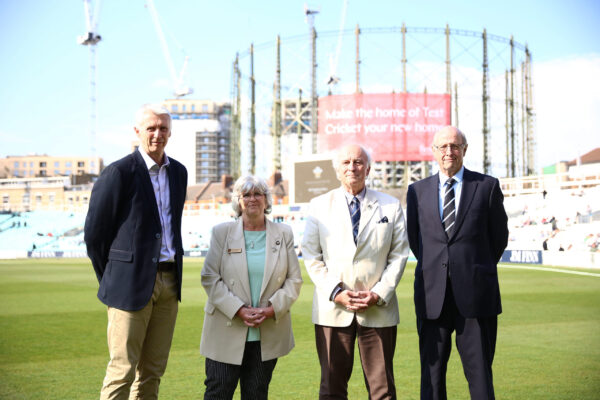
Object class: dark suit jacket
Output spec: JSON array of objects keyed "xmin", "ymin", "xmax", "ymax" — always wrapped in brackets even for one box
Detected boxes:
[
  {"xmin": 406, "ymin": 168, "xmax": 508, "ymax": 319},
  {"xmin": 84, "ymin": 150, "xmax": 187, "ymax": 311}
]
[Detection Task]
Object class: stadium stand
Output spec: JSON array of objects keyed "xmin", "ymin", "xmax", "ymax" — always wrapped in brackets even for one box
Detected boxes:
[
  {"xmin": 1, "ymin": 166, "xmax": 599, "ymax": 269},
  {"xmin": 504, "ymin": 185, "xmax": 600, "ymax": 252},
  {"xmin": 0, "ymin": 211, "xmax": 86, "ymax": 254},
  {"xmin": 181, "ymin": 213, "xmax": 233, "ymax": 253}
]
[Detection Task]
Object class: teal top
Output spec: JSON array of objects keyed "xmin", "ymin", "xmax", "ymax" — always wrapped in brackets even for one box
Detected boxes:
[{"xmin": 244, "ymin": 230, "xmax": 267, "ymax": 342}]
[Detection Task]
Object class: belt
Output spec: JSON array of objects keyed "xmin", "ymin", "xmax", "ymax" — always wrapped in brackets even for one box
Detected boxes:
[{"xmin": 157, "ymin": 261, "xmax": 176, "ymax": 272}]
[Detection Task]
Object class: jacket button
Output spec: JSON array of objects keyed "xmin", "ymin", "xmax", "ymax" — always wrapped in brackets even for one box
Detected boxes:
[
  {"xmin": 156, "ymin": 233, "xmax": 161, "ymax": 239},
  {"xmin": 152, "ymin": 257, "xmax": 158, "ymax": 263},
  {"xmin": 226, "ymin": 322, "xmax": 232, "ymax": 327}
]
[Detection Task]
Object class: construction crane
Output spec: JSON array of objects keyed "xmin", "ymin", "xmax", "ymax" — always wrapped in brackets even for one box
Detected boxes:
[
  {"xmin": 77, "ymin": 0, "xmax": 102, "ymax": 172},
  {"xmin": 326, "ymin": 0, "xmax": 348, "ymax": 89},
  {"xmin": 145, "ymin": 0, "xmax": 193, "ymax": 98},
  {"xmin": 304, "ymin": 4, "xmax": 320, "ymax": 24},
  {"xmin": 304, "ymin": 3, "xmax": 320, "ymax": 153}
]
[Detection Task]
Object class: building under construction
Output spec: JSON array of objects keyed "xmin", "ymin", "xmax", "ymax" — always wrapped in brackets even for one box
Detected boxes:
[{"xmin": 230, "ymin": 24, "xmax": 535, "ymax": 188}]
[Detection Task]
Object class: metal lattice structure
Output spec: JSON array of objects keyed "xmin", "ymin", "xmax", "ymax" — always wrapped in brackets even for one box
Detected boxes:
[{"xmin": 232, "ymin": 25, "xmax": 535, "ymax": 186}]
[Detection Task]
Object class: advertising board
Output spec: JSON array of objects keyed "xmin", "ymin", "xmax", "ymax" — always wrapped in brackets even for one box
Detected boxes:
[{"xmin": 318, "ymin": 93, "xmax": 451, "ymax": 161}]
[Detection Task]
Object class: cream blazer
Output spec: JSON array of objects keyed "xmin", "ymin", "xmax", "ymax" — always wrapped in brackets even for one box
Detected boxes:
[
  {"xmin": 302, "ymin": 187, "xmax": 409, "ymax": 328},
  {"xmin": 200, "ymin": 218, "xmax": 302, "ymax": 365}
]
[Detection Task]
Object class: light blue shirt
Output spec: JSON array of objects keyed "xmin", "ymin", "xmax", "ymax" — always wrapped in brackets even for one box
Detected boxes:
[
  {"xmin": 138, "ymin": 148, "xmax": 175, "ymax": 262},
  {"xmin": 341, "ymin": 186, "xmax": 366, "ymax": 215},
  {"xmin": 438, "ymin": 167, "xmax": 464, "ymax": 220},
  {"xmin": 244, "ymin": 229, "xmax": 266, "ymax": 342}
]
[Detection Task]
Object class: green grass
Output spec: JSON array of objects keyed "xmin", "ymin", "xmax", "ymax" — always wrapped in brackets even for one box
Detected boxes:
[{"xmin": 1, "ymin": 258, "xmax": 599, "ymax": 399}]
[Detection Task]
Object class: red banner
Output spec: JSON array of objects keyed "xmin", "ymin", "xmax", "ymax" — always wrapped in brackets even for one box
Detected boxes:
[{"xmin": 318, "ymin": 93, "xmax": 451, "ymax": 161}]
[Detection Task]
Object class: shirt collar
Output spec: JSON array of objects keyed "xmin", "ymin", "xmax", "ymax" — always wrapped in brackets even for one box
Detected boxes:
[
  {"xmin": 138, "ymin": 148, "xmax": 169, "ymax": 171},
  {"xmin": 439, "ymin": 166, "xmax": 464, "ymax": 186},
  {"xmin": 341, "ymin": 186, "xmax": 366, "ymax": 204}
]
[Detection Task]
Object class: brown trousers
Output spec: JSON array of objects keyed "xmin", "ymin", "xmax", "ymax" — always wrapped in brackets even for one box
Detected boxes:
[{"xmin": 315, "ymin": 318, "xmax": 397, "ymax": 400}]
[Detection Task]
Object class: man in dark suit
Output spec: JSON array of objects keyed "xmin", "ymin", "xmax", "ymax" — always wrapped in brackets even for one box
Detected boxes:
[
  {"xmin": 406, "ymin": 126, "xmax": 508, "ymax": 400},
  {"xmin": 84, "ymin": 104, "xmax": 187, "ymax": 399}
]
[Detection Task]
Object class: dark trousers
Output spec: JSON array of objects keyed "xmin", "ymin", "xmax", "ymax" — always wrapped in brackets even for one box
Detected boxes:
[
  {"xmin": 417, "ymin": 283, "xmax": 497, "ymax": 400},
  {"xmin": 315, "ymin": 318, "xmax": 397, "ymax": 400},
  {"xmin": 204, "ymin": 341, "xmax": 277, "ymax": 400}
]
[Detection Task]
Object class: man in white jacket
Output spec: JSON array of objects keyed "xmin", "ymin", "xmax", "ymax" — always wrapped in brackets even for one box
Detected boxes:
[{"xmin": 302, "ymin": 144, "xmax": 409, "ymax": 400}]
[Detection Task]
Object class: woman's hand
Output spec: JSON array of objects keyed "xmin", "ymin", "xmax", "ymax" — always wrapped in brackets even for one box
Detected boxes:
[{"xmin": 235, "ymin": 305, "xmax": 275, "ymax": 327}]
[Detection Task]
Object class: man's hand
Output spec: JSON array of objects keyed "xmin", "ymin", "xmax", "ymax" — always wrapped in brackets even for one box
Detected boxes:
[
  {"xmin": 352, "ymin": 291, "xmax": 380, "ymax": 312},
  {"xmin": 334, "ymin": 290, "xmax": 380, "ymax": 312}
]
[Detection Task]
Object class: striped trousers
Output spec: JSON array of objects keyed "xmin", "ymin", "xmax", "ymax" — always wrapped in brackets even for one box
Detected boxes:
[{"xmin": 204, "ymin": 341, "xmax": 277, "ymax": 400}]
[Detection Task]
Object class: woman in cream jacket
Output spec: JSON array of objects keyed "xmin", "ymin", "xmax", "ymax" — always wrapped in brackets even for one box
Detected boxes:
[{"xmin": 200, "ymin": 175, "xmax": 302, "ymax": 399}]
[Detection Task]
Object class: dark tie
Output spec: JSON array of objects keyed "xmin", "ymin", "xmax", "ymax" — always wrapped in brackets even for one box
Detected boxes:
[
  {"xmin": 442, "ymin": 178, "xmax": 456, "ymax": 238},
  {"xmin": 350, "ymin": 196, "xmax": 360, "ymax": 244}
]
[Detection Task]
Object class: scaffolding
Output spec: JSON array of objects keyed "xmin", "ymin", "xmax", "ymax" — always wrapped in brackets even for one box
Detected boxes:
[{"xmin": 232, "ymin": 25, "xmax": 534, "ymax": 186}]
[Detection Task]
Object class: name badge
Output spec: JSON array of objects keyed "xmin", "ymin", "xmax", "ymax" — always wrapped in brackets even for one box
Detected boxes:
[{"xmin": 227, "ymin": 248, "xmax": 242, "ymax": 254}]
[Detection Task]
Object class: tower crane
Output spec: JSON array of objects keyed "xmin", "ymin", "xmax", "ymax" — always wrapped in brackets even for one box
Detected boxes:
[
  {"xmin": 304, "ymin": 4, "xmax": 320, "ymax": 24},
  {"xmin": 326, "ymin": 0, "xmax": 348, "ymax": 89},
  {"xmin": 77, "ymin": 0, "xmax": 101, "ymax": 46},
  {"xmin": 145, "ymin": 0, "xmax": 193, "ymax": 98},
  {"xmin": 304, "ymin": 3, "xmax": 320, "ymax": 153},
  {"xmin": 77, "ymin": 0, "xmax": 102, "ymax": 172}
]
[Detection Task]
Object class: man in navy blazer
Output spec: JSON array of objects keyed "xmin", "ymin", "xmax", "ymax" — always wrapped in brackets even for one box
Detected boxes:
[
  {"xmin": 84, "ymin": 104, "xmax": 187, "ymax": 399},
  {"xmin": 406, "ymin": 126, "xmax": 508, "ymax": 400}
]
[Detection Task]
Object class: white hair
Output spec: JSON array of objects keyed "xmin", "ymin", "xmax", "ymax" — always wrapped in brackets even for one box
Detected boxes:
[
  {"xmin": 331, "ymin": 144, "xmax": 372, "ymax": 170},
  {"xmin": 231, "ymin": 175, "xmax": 273, "ymax": 217},
  {"xmin": 135, "ymin": 104, "xmax": 171, "ymax": 128}
]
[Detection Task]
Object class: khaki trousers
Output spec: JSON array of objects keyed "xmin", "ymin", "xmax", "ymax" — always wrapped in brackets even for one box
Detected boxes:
[{"xmin": 100, "ymin": 270, "xmax": 178, "ymax": 400}]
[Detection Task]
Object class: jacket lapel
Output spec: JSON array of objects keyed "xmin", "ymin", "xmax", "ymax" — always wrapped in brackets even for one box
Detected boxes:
[
  {"xmin": 428, "ymin": 173, "xmax": 447, "ymax": 239},
  {"xmin": 226, "ymin": 219, "xmax": 252, "ymax": 302},
  {"xmin": 133, "ymin": 151, "xmax": 161, "ymax": 228},
  {"xmin": 167, "ymin": 158, "xmax": 182, "ymax": 222},
  {"xmin": 334, "ymin": 188, "xmax": 356, "ymax": 247},
  {"xmin": 358, "ymin": 189, "xmax": 379, "ymax": 239},
  {"xmin": 450, "ymin": 168, "xmax": 478, "ymax": 240},
  {"xmin": 260, "ymin": 219, "xmax": 283, "ymax": 298}
]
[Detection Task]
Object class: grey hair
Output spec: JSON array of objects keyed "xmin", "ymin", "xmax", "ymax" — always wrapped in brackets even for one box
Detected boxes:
[
  {"xmin": 135, "ymin": 104, "xmax": 171, "ymax": 128},
  {"xmin": 331, "ymin": 144, "xmax": 372, "ymax": 170},
  {"xmin": 231, "ymin": 175, "xmax": 273, "ymax": 217}
]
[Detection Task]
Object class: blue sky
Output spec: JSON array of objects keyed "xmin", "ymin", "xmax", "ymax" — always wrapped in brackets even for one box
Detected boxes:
[{"xmin": 1, "ymin": 0, "xmax": 599, "ymax": 174}]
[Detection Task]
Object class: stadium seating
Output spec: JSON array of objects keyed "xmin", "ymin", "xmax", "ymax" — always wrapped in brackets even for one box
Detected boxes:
[
  {"xmin": 181, "ymin": 213, "xmax": 233, "ymax": 251},
  {"xmin": 505, "ymin": 185, "xmax": 600, "ymax": 252},
  {"xmin": 0, "ymin": 211, "xmax": 86, "ymax": 252},
  {"xmin": 1, "ymin": 182, "xmax": 598, "ymax": 260}
]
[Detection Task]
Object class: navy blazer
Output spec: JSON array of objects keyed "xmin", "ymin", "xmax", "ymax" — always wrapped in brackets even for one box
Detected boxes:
[
  {"xmin": 84, "ymin": 150, "xmax": 188, "ymax": 311},
  {"xmin": 406, "ymin": 168, "xmax": 508, "ymax": 319}
]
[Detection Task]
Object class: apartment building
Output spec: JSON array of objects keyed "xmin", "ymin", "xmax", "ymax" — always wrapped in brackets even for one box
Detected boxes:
[
  {"xmin": 162, "ymin": 99, "xmax": 231, "ymax": 184},
  {"xmin": 0, "ymin": 155, "xmax": 102, "ymax": 178}
]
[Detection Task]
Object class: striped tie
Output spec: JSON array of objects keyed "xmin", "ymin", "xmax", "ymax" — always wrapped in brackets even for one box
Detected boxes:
[
  {"xmin": 350, "ymin": 196, "xmax": 360, "ymax": 244},
  {"xmin": 442, "ymin": 178, "xmax": 456, "ymax": 238}
]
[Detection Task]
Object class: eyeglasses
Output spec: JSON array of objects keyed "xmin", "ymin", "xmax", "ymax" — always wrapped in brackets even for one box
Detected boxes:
[
  {"xmin": 242, "ymin": 192, "xmax": 264, "ymax": 200},
  {"xmin": 433, "ymin": 143, "xmax": 466, "ymax": 153}
]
